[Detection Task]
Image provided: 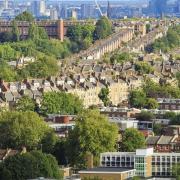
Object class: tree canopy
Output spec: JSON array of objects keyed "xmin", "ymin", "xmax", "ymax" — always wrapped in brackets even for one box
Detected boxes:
[
  {"xmin": 0, "ymin": 111, "xmax": 51, "ymax": 149},
  {"xmin": 120, "ymin": 128, "xmax": 145, "ymax": 152},
  {"xmin": 66, "ymin": 110, "xmax": 119, "ymax": 168},
  {"xmin": 129, "ymin": 90, "xmax": 147, "ymax": 108},
  {"xmin": 135, "ymin": 61, "xmax": 154, "ymax": 75},
  {"xmin": 110, "ymin": 52, "xmax": 132, "ymax": 64},
  {"xmin": 67, "ymin": 24, "xmax": 95, "ymax": 52},
  {"xmin": 15, "ymin": 96, "xmax": 36, "ymax": 112},
  {"xmin": 152, "ymin": 25, "xmax": 180, "ymax": 53},
  {"xmin": 22, "ymin": 57, "xmax": 58, "ymax": 79},
  {"xmin": 0, "ymin": 151, "xmax": 62, "ymax": 180},
  {"xmin": 130, "ymin": 79, "xmax": 180, "ymax": 109},
  {"xmin": 136, "ymin": 111, "xmax": 155, "ymax": 121},
  {"xmin": 15, "ymin": 11, "xmax": 35, "ymax": 22},
  {"xmin": 98, "ymin": 87, "xmax": 110, "ymax": 106},
  {"xmin": 94, "ymin": 16, "xmax": 112, "ymax": 40},
  {"xmin": 40, "ymin": 92, "xmax": 84, "ymax": 115}
]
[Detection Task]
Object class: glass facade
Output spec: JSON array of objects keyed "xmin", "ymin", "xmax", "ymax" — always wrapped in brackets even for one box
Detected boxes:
[
  {"xmin": 135, "ymin": 156, "xmax": 146, "ymax": 177},
  {"xmin": 100, "ymin": 150, "xmax": 180, "ymax": 178}
]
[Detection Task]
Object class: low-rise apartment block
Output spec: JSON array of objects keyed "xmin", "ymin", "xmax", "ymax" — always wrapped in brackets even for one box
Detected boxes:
[{"xmin": 100, "ymin": 148, "xmax": 180, "ymax": 178}]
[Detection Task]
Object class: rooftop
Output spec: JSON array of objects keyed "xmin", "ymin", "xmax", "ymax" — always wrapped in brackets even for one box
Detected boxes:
[{"xmin": 79, "ymin": 167, "xmax": 135, "ymax": 174}]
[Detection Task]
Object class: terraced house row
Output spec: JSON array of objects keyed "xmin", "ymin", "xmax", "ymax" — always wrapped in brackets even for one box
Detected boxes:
[{"xmin": 0, "ymin": 68, "xmax": 144, "ymax": 109}]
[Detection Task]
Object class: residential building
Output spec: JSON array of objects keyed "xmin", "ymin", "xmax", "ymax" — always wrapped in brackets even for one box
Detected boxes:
[
  {"xmin": 146, "ymin": 135, "xmax": 180, "ymax": 153},
  {"xmin": 157, "ymin": 98, "xmax": 180, "ymax": 111}
]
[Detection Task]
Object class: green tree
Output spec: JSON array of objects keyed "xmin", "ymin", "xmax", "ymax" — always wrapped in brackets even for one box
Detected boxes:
[
  {"xmin": 0, "ymin": 62, "xmax": 17, "ymax": 82},
  {"xmin": 121, "ymin": 128, "xmax": 145, "ymax": 152},
  {"xmin": 12, "ymin": 20, "xmax": 20, "ymax": 42},
  {"xmin": 136, "ymin": 111, "xmax": 155, "ymax": 121},
  {"xmin": 129, "ymin": 90, "xmax": 147, "ymax": 108},
  {"xmin": 0, "ymin": 111, "xmax": 51, "ymax": 149},
  {"xmin": 152, "ymin": 25, "xmax": 180, "ymax": 53},
  {"xmin": 146, "ymin": 98, "xmax": 159, "ymax": 109},
  {"xmin": 169, "ymin": 114, "xmax": 180, "ymax": 125},
  {"xmin": 94, "ymin": 16, "xmax": 112, "ymax": 40},
  {"xmin": 98, "ymin": 87, "xmax": 110, "ymax": 106},
  {"xmin": 0, "ymin": 32, "xmax": 13, "ymax": 43},
  {"xmin": 176, "ymin": 72, "xmax": 180, "ymax": 87},
  {"xmin": 0, "ymin": 151, "xmax": 62, "ymax": 180},
  {"xmin": 28, "ymin": 23, "xmax": 39, "ymax": 40},
  {"xmin": 25, "ymin": 57, "xmax": 58, "ymax": 78},
  {"xmin": 135, "ymin": 61, "xmax": 154, "ymax": 75},
  {"xmin": 172, "ymin": 163, "xmax": 180, "ymax": 179},
  {"xmin": 153, "ymin": 124, "xmax": 162, "ymax": 135},
  {"xmin": 38, "ymin": 27, "xmax": 49, "ymax": 39},
  {"xmin": 146, "ymin": 24, "xmax": 151, "ymax": 33},
  {"xmin": 40, "ymin": 92, "xmax": 83, "ymax": 115},
  {"xmin": 67, "ymin": 110, "xmax": 118, "ymax": 168},
  {"xmin": 41, "ymin": 130, "xmax": 59, "ymax": 154},
  {"xmin": 52, "ymin": 139, "xmax": 68, "ymax": 165},
  {"xmin": 110, "ymin": 52, "xmax": 132, "ymax": 64},
  {"xmin": 15, "ymin": 96, "xmax": 35, "ymax": 112},
  {"xmin": 67, "ymin": 24, "xmax": 95, "ymax": 51},
  {"xmin": 164, "ymin": 112, "xmax": 176, "ymax": 119},
  {"xmin": 15, "ymin": 11, "xmax": 34, "ymax": 22}
]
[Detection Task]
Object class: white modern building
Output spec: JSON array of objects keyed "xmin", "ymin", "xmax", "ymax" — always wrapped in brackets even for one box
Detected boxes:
[{"xmin": 100, "ymin": 148, "xmax": 180, "ymax": 178}]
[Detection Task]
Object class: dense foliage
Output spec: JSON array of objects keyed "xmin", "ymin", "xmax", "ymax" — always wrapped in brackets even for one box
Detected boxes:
[
  {"xmin": 98, "ymin": 87, "xmax": 110, "ymax": 106},
  {"xmin": 152, "ymin": 25, "xmax": 180, "ymax": 53},
  {"xmin": 143, "ymin": 80, "xmax": 180, "ymax": 99},
  {"xmin": 67, "ymin": 16, "xmax": 112, "ymax": 52},
  {"xmin": 136, "ymin": 111, "xmax": 155, "ymax": 121},
  {"xmin": 67, "ymin": 24, "xmax": 95, "ymax": 52},
  {"xmin": 130, "ymin": 79, "xmax": 180, "ymax": 109},
  {"xmin": 0, "ymin": 61, "xmax": 18, "ymax": 82},
  {"xmin": 0, "ymin": 111, "xmax": 51, "ymax": 149},
  {"xmin": 18, "ymin": 57, "xmax": 58, "ymax": 79},
  {"xmin": 40, "ymin": 92, "xmax": 84, "ymax": 115},
  {"xmin": 120, "ymin": 128, "xmax": 145, "ymax": 152},
  {"xmin": 172, "ymin": 163, "xmax": 180, "ymax": 179},
  {"xmin": 15, "ymin": 96, "xmax": 36, "ymax": 112},
  {"xmin": 94, "ymin": 16, "xmax": 112, "ymax": 40},
  {"xmin": 0, "ymin": 151, "xmax": 62, "ymax": 180},
  {"xmin": 135, "ymin": 61, "xmax": 154, "ymax": 75},
  {"xmin": 15, "ymin": 11, "xmax": 35, "ymax": 22},
  {"xmin": 129, "ymin": 89, "xmax": 159, "ymax": 109},
  {"xmin": 0, "ymin": 12, "xmax": 71, "ymax": 81},
  {"xmin": 67, "ymin": 110, "xmax": 118, "ymax": 168},
  {"xmin": 110, "ymin": 52, "xmax": 132, "ymax": 64}
]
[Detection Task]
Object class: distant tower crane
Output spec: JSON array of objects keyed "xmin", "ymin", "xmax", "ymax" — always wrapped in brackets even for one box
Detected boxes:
[{"xmin": 94, "ymin": 0, "xmax": 105, "ymax": 17}]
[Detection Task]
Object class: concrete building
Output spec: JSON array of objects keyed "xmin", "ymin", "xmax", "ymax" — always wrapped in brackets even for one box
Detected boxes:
[
  {"xmin": 4, "ymin": 0, "xmax": 8, "ymax": 9},
  {"xmin": 157, "ymin": 98, "xmax": 180, "ymax": 111},
  {"xmin": 71, "ymin": 9, "xmax": 77, "ymax": 19},
  {"xmin": 50, "ymin": 8, "xmax": 58, "ymax": 20},
  {"xmin": 39, "ymin": 0, "xmax": 46, "ymax": 16},
  {"xmin": 81, "ymin": 4, "xmax": 94, "ymax": 19},
  {"xmin": 99, "ymin": 148, "xmax": 180, "ymax": 178},
  {"xmin": 79, "ymin": 167, "xmax": 135, "ymax": 180}
]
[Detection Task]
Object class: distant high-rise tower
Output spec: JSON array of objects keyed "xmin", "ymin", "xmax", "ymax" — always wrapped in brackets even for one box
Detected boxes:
[
  {"xmin": 60, "ymin": 4, "xmax": 68, "ymax": 19},
  {"xmin": 71, "ymin": 9, "xmax": 77, "ymax": 19},
  {"xmin": 40, "ymin": 0, "xmax": 46, "ymax": 15},
  {"xmin": 31, "ymin": 1, "xmax": 40, "ymax": 17},
  {"xmin": 50, "ymin": 8, "xmax": 58, "ymax": 20},
  {"xmin": 81, "ymin": 4, "xmax": 94, "ymax": 19},
  {"xmin": 4, "ymin": 0, "xmax": 8, "ymax": 9},
  {"xmin": 107, "ymin": 1, "xmax": 111, "ymax": 18},
  {"xmin": 149, "ymin": 0, "xmax": 167, "ymax": 17}
]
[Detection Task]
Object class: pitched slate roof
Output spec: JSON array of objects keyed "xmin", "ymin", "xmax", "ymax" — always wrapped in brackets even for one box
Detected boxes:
[{"xmin": 146, "ymin": 136, "xmax": 160, "ymax": 145}]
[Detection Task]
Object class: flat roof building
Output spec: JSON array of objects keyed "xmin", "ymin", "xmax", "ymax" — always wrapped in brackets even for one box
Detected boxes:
[{"xmin": 100, "ymin": 148, "xmax": 180, "ymax": 178}]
